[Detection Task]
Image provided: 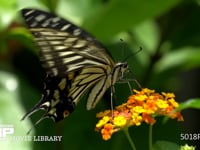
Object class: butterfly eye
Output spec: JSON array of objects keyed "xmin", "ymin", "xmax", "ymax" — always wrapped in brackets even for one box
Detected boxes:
[{"xmin": 122, "ymin": 63, "xmax": 128, "ymax": 69}]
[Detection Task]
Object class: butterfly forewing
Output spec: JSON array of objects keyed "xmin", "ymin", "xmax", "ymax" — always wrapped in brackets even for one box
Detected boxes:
[
  {"xmin": 21, "ymin": 9, "xmax": 114, "ymax": 76},
  {"xmin": 21, "ymin": 8, "xmax": 128, "ymax": 123}
]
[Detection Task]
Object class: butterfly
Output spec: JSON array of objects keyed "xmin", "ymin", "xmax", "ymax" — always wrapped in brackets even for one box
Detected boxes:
[{"xmin": 21, "ymin": 8, "xmax": 128, "ymax": 124}]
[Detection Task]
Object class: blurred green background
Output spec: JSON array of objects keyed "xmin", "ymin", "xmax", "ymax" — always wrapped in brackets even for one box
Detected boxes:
[{"xmin": 0, "ymin": 0, "xmax": 200, "ymax": 149}]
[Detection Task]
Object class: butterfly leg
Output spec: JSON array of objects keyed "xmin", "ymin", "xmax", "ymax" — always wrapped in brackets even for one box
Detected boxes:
[{"xmin": 110, "ymin": 85, "xmax": 116, "ymax": 117}]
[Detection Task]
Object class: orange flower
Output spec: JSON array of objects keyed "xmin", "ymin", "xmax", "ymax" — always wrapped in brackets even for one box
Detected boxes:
[
  {"xmin": 142, "ymin": 113, "xmax": 156, "ymax": 125},
  {"xmin": 101, "ymin": 123, "xmax": 114, "ymax": 140},
  {"xmin": 95, "ymin": 88, "xmax": 183, "ymax": 140}
]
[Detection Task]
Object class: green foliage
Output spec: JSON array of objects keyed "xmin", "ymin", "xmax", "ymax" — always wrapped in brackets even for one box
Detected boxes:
[
  {"xmin": 83, "ymin": 0, "xmax": 181, "ymax": 40},
  {"xmin": 179, "ymin": 98, "xmax": 200, "ymax": 110},
  {"xmin": 0, "ymin": 0, "xmax": 200, "ymax": 150},
  {"xmin": 153, "ymin": 140, "xmax": 180, "ymax": 150},
  {"xmin": 0, "ymin": 0, "xmax": 16, "ymax": 30}
]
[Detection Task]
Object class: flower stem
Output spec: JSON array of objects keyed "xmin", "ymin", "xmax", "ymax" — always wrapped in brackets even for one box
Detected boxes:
[
  {"xmin": 123, "ymin": 128, "xmax": 136, "ymax": 150},
  {"xmin": 149, "ymin": 125, "xmax": 153, "ymax": 150}
]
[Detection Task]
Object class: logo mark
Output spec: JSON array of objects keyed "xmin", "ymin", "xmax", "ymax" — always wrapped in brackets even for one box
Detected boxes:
[{"xmin": 0, "ymin": 125, "xmax": 14, "ymax": 140}]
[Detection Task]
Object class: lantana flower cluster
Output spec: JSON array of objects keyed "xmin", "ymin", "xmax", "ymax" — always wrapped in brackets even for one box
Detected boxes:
[{"xmin": 95, "ymin": 88, "xmax": 183, "ymax": 140}]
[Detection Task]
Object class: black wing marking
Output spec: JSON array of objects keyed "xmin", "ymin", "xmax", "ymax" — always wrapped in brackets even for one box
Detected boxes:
[{"xmin": 21, "ymin": 9, "xmax": 114, "ymax": 76}]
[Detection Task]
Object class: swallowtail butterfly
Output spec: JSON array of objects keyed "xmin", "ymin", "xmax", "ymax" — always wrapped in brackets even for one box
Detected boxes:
[{"xmin": 21, "ymin": 8, "xmax": 128, "ymax": 124}]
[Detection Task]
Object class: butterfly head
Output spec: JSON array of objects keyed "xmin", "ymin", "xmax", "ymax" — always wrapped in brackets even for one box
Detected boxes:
[
  {"xmin": 119, "ymin": 62, "xmax": 128, "ymax": 73},
  {"xmin": 113, "ymin": 62, "xmax": 128, "ymax": 80}
]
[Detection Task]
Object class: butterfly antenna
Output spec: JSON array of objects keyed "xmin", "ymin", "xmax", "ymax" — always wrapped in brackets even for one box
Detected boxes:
[
  {"xmin": 120, "ymin": 39, "xmax": 126, "ymax": 61},
  {"xmin": 121, "ymin": 45, "xmax": 143, "ymax": 92},
  {"xmin": 123, "ymin": 46, "xmax": 142, "ymax": 62},
  {"xmin": 119, "ymin": 39, "xmax": 142, "ymax": 62}
]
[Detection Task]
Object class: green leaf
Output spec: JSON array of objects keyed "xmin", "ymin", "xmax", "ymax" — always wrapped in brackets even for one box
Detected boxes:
[
  {"xmin": 57, "ymin": 0, "xmax": 98, "ymax": 24},
  {"xmin": 153, "ymin": 140, "xmax": 180, "ymax": 150},
  {"xmin": 0, "ymin": 71, "xmax": 33, "ymax": 150},
  {"xmin": 0, "ymin": 27, "xmax": 37, "ymax": 55},
  {"xmin": 7, "ymin": 27, "xmax": 36, "ymax": 52},
  {"xmin": 17, "ymin": 0, "xmax": 47, "ymax": 11},
  {"xmin": 178, "ymin": 98, "xmax": 200, "ymax": 110},
  {"xmin": 0, "ymin": 0, "xmax": 17, "ymax": 30},
  {"xmin": 170, "ymin": 3, "xmax": 200, "ymax": 48},
  {"xmin": 154, "ymin": 47, "xmax": 200, "ymax": 73},
  {"xmin": 181, "ymin": 144, "xmax": 196, "ymax": 150},
  {"xmin": 83, "ymin": 0, "xmax": 182, "ymax": 40},
  {"xmin": 133, "ymin": 20, "xmax": 160, "ymax": 53},
  {"xmin": 39, "ymin": 0, "xmax": 59, "ymax": 13}
]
